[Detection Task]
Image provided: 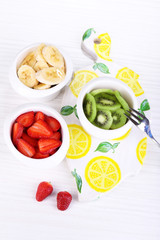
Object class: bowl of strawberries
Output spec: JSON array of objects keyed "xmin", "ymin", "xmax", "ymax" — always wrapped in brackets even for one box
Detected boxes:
[{"xmin": 4, "ymin": 103, "xmax": 70, "ymax": 168}]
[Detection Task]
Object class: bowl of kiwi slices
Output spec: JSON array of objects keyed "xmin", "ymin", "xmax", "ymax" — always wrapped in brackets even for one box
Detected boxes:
[{"xmin": 77, "ymin": 77, "xmax": 138, "ymax": 140}]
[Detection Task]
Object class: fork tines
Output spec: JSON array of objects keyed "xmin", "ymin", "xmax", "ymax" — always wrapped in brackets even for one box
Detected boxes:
[{"xmin": 124, "ymin": 107, "xmax": 145, "ymax": 126}]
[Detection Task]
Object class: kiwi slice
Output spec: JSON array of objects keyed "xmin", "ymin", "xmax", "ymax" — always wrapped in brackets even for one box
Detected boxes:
[
  {"xmin": 83, "ymin": 93, "xmax": 97, "ymax": 122},
  {"xmin": 114, "ymin": 90, "xmax": 129, "ymax": 112},
  {"xmin": 90, "ymin": 88, "xmax": 114, "ymax": 97},
  {"xmin": 110, "ymin": 109, "xmax": 127, "ymax": 129},
  {"xmin": 94, "ymin": 110, "xmax": 113, "ymax": 130},
  {"xmin": 95, "ymin": 93, "xmax": 121, "ymax": 111}
]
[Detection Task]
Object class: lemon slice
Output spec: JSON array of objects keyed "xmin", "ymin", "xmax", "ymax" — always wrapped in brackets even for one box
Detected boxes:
[
  {"xmin": 136, "ymin": 137, "xmax": 147, "ymax": 164},
  {"xmin": 66, "ymin": 124, "xmax": 91, "ymax": 159},
  {"xmin": 69, "ymin": 70, "xmax": 98, "ymax": 97},
  {"xmin": 94, "ymin": 33, "xmax": 112, "ymax": 61},
  {"xmin": 111, "ymin": 128, "xmax": 131, "ymax": 141},
  {"xmin": 116, "ymin": 67, "xmax": 144, "ymax": 97},
  {"xmin": 85, "ymin": 156, "xmax": 121, "ymax": 192}
]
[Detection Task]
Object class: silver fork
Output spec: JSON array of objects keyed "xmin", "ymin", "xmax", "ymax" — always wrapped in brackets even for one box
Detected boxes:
[{"xmin": 124, "ymin": 107, "xmax": 160, "ymax": 147}]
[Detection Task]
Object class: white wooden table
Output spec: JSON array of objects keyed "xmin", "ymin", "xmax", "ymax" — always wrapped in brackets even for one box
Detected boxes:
[{"xmin": 0, "ymin": 0, "xmax": 160, "ymax": 239}]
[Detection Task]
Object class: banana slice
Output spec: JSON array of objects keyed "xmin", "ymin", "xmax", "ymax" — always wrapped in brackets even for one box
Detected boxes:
[
  {"xmin": 18, "ymin": 65, "xmax": 38, "ymax": 88},
  {"xmin": 33, "ymin": 60, "xmax": 49, "ymax": 72},
  {"xmin": 42, "ymin": 46, "xmax": 64, "ymax": 69},
  {"xmin": 36, "ymin": 43, "xmax": 46, "ymax": 62},
  {"xmin": 36, "ymin": 67, "xmax": 65, "ymax": 85},
  {"xmin": 34, "ymin": 83, "xmax": 51, "ymax": 90},
  {"xmin": 20, "ymin": 51, "xmax": 36, "ymax": 68}
]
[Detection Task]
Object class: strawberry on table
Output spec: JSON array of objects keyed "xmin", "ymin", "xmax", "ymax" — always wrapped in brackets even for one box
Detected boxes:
[
  {"xmin": 12, "ymin": 122, "xmax": 24, "ymax": 146},
  {"xmin": 36, "ymin": 181, "xmax": 53, "ymax": 202},
  {"xmin": 17, "ymin": 139, "xmax": 35, "ymax": 157},
  {"xmin": 57, "ymin": 191, "xmax": 72, "ymax": 211},
  {"xmin": 22, "ymin": 132, "xmax": 38, "ymax": 147},
  {"xmin": 38, "ymin": 138, "xmax": 62, "ymax": 154},
  {"xmin": 27, "ymin": 120, "xmax": 53, "ymax": 139},
  {"xmin": 35, "ymin": 111, "xmax": 45, "ymax": 122},
  {"xmin": 16, "ymin": 111, "xmax": 34, "ymax": 127},
  {"xmin": 45, "ymin": 116, "xmax": 61, "ymax": 132}
]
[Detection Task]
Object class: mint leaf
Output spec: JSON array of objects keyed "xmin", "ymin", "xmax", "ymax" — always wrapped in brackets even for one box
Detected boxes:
[
  {"xmin": 82, "ymin": 28, "xmax": 96, "ymax": 41},
  {"xmin": 73, "ymin": 105, "xmax": 79, "ymax": 119},
  {"xmin": 93, "ymin": 63, "xmax": 98, "ymax": 70},
  {"xmin": 60, "ymin": 105, "xmax": 74, "ymax": 116},
  {"xmin": 71, "ymin": 169, "xmax": 82, "ymax": 193},
  {"xmin": 95, "ymin": 142, "xmax": 112, "ymax": 153},
  {"xmin": 97, "ymin": 63, "xmax": 110, "ymax": 74},
  {"xmin": 140, "ymin": 99, "xmax": 150, "ymax": 112},
  {"xmin": 112, "ymin": 142, "xmax": 120, "ymax": 153}
]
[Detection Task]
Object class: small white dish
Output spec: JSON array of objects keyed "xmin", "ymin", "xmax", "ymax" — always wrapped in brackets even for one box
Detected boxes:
[
  {"xmin": 9, "ymin": 43, "xmax": 73, "ymax": 102},
  {"xmin": 4, "ymin": 103, "xmax": 70, "ymax": 169},
  {"xmin": 77, "ymin": 77, "xmax": 138, "ymax": 140}
]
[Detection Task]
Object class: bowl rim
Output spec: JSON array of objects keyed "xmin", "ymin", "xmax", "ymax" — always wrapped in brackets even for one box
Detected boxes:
[
  {"xmin": 4, "ymin": 103, "xmax": 70, "ymax": 167},
  {"xmin": 9, "ymin": 43, "xmax": 73, "ymax": 98},
  {"xmin": 77, "ymin": 76, "xmax": 138, "ymax": 138}
]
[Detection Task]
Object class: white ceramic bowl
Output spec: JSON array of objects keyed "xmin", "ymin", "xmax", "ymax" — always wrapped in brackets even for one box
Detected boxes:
[
  {"xmin": 9, "ymin": 43, "xmax": 73, "ymax": 102},
  {"xmin": 77, "ymin": 77, "xmax": 138, "ymax": 140},
  {"xmin": 4, "ymin": 103, "xmax": 70, "ymax": 169}
]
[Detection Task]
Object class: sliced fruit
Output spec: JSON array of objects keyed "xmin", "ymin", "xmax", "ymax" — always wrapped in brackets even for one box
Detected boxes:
[
  {"xmin": 35, "ymin": 43, "xmax": 46, "ymax": 62},
  {"xmin": 35, "ymin": 111, "xmax": 45, "ymax": 122},
  {"xmin": 90, "ymin": 88, "xmax": 114, "ymax": 97},
  {"xmin": 94, "ymin": 33, "xmax": 112, "ymax": 61},
  {"xmin": 22, "ymin": 132, "xmax": 38, "ymax": 147},
  {"xmin": 33, "ymin": 60, "xmax": 49, "ymax": 72},
  {"xmin": 85, "ymin": 156, "xmax": 121, "ymax": 192},
  {"xmin": 67, "ymin": 124, "xmax": 91, "ymax": 159},
  {"xmin": 20, "ymin": 51, "xmax": 37, "ymax": 68},
  {"xmin": 12, "ymin": 122, "xmax": 24, "ymax": 146},
  {"xmin": 33, "ymin": 149, "xmax": 49, "ymax": 159},
  {"xmin": 45, "ymin": 116, "xmax": 61, "ymax": 132},
  {"xmin": 114, "ymin": 90, "xmax": 129, "ymax": 111},
  {"xmin": 116, "ymin": 67, "xmax": 144, "ymax": 97},
  {"xmin": 36, "ymin": 181, "xmax": 53, "ymax": 202},
  {"xmin": 94, "ymin": 110, "xmax": 113, "ymax": 130},
  {"xmin": 111, "ymin": 128, "xmax": 131, "ymax": 141},
  {"xmin": 38, "ymin": 138, "xmax": 62, "ymax": 154},
  {"xmin": 34, "ymin": 83, "xmax": 51, "ymax": 90},
  {"xmin": 17, "ymin": 139, "xmax": 35, "ymax": 157},
  {"xmin": 83, "ymin": 93, "xmax": 97, "ymax": 122},
  {"xmin": 69, "ymin": 70, "xmax": 98, "ymax": 97},
  {"xmin": 27, "ymin": 119, "xmax": 53, "ymax": 139},
  {"xmin": 16, "ymin": 111, "xmax": 34, "ymax": 127},
  {"xmin": 36, "ymin": 67, "xmax": 65, "ymax": 85},
  {"xmin": 17, "ymin": 65, "xmax": 38, "ymax": 88},
  {"xmin": 57, "ymin": 191, "xmax": 72, "ymax": 211},
  {"xmin": 42, "ymin": 46, "xmax": 64, "ymax": 69},
  {"xmin": 50, "ymin": 131, "xmax": 61, "ymax": 140},
  {"xmin": 95, "ymin": 93, "xmax": 121, "ymax": 111},
  {"xmin": 136, "ymin": 137, "xmax": 147, "ymax": 165},
  {"xmin": 110, "ymin": 109, "xmax": 127, "ymax": 129}
]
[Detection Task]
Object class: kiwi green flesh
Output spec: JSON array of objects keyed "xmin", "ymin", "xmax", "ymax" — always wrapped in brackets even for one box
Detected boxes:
[
  {"xmin": 90, "ymin": 89, "xmax": 114, "ymax": 97},
  {"xmin": 95, "ymin": 93, "xmax": 121, "ymax": 111},
  {"xmin": 83, "ymin": 93, "xmax": 97, "ymax": 122},
  {"xmin": 93, "ymin": 110, "xmax": 113, "ymax": 130},
  {"xmin": 110, "ymin": 109, "xmax": 127, "ymax": 129},
  {"xmin": 114, "ymin": 90, "xmax": 129, "ymax": 112}
]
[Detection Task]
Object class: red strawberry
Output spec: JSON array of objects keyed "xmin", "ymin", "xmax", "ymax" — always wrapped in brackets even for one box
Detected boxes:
[
  {"xmin": 22, "ymin": 132, "xmax": 38, "ymax": 147},
  {"xmin": 33, "ymin": 149, "xmax": 49, "ymax": 159},
  {"xmin": 35, "ymin": 111, "xmax": 45, "ymax": 122},
  {"xmin": 17, "ymin": 139, "xmax": 35, "ymax": 157},
  {"xmin": 27, "ymin": 120, "xmax": 53, "ymax": 139},
  {"xmin": 16, "ymin": 111, "xmax": 34, "ymax": 127},
  {"xmin": 38, "ymin": 138, "xmax": 62, "ymax": 154},
  {"xmin": 57, "ymin": 191, "xmax": 72, "ymax": 211},
  {"xmin": 45, "ymin": 116, "xmax": 61, "ymax": 132},
  {"xmin": 36, "ymin": 181, "xmax": 53, "ymax": 202},
  {"xmin": 49, "ymin": 148, "xmax": 58, "ymax": 156},
  {"xmin": 50, "ymin": 131, "xmax": 61, "ymax": 140},
  {"xmin": 12, "ymin": 122, "xmax": 24, "ymax": 146}
]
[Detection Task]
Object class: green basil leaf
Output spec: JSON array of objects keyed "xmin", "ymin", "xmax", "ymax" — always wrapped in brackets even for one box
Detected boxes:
[
  {"xmin": 82, "ymin": 28, "xmax": 96, "ymax": 41},
  {"xmin": 140, "ymin": 99, "xmax": 150, "ymax": 112},
  {"xmin": 95, "ymin": 142, "xmax": 113, "ymax": 152},
  {"xmin": 97, "ymin": 63, "xmax": 110, "ymax": 74},
  {"xmin": 112, "ymin": 142, "xmax": 120, "ymax": 149},
  {"xmin": 93, "ymin": 63, "xmax": 98, "ymax": 70},
  {"xmin": 71, "ymin": 169, "xmax": 82, "ymax": 193},
  {"xmin": 60, "ymin": 106, "xmax": 74, "ymax": 116},
  {"xmin": 74, "ymin": 108, "xmax": 79, "ymax": 119}
]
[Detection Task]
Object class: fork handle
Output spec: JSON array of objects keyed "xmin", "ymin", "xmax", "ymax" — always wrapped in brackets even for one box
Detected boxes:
[{"xmin": 150, "ymin": 137, "xmax": 160, "ymax": 148}]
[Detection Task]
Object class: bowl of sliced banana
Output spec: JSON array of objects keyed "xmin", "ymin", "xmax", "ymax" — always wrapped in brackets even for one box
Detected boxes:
[
  {"xmin": 77, "ymin": 77, "xmax": 138, "ymax": 140},
  {"xmin": 9, "ymin": 43, "xmax": 73, "ymax": 101}
]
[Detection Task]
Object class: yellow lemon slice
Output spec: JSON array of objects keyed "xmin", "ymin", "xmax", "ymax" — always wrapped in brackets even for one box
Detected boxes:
[
  {"xmin": 111, "ymin": 128, "xmax": 131, "ymax": 141},
  {"xmin": 85, "ymin": 156, "xmax": 121, "ymax": 192},
  {"xmin": 66, "ymin": 124, "xmax": 91, "ymax": 159},
  {"xmin": 116, "ymin": 67, "xmax": 144, "ymax": 97},
  {"xmin": 136, "ymin": 137, "xmax": 147, "ymax": 164},
  {"xmin": 94, "ymin": 33, "xmax": 112, "ymax": 61},
  {"xmin": 70, "ymin": 70, "xmax": 98, "ymax": 97}
]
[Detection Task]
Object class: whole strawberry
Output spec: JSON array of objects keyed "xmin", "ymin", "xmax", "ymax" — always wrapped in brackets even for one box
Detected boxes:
[
  {"xmin": 57, "ymin": 191, "xmax": 72, "ymax": 211},
  {"xmin": 36, "ymin": 182, "xmax": 53, "ymax": 202}
]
